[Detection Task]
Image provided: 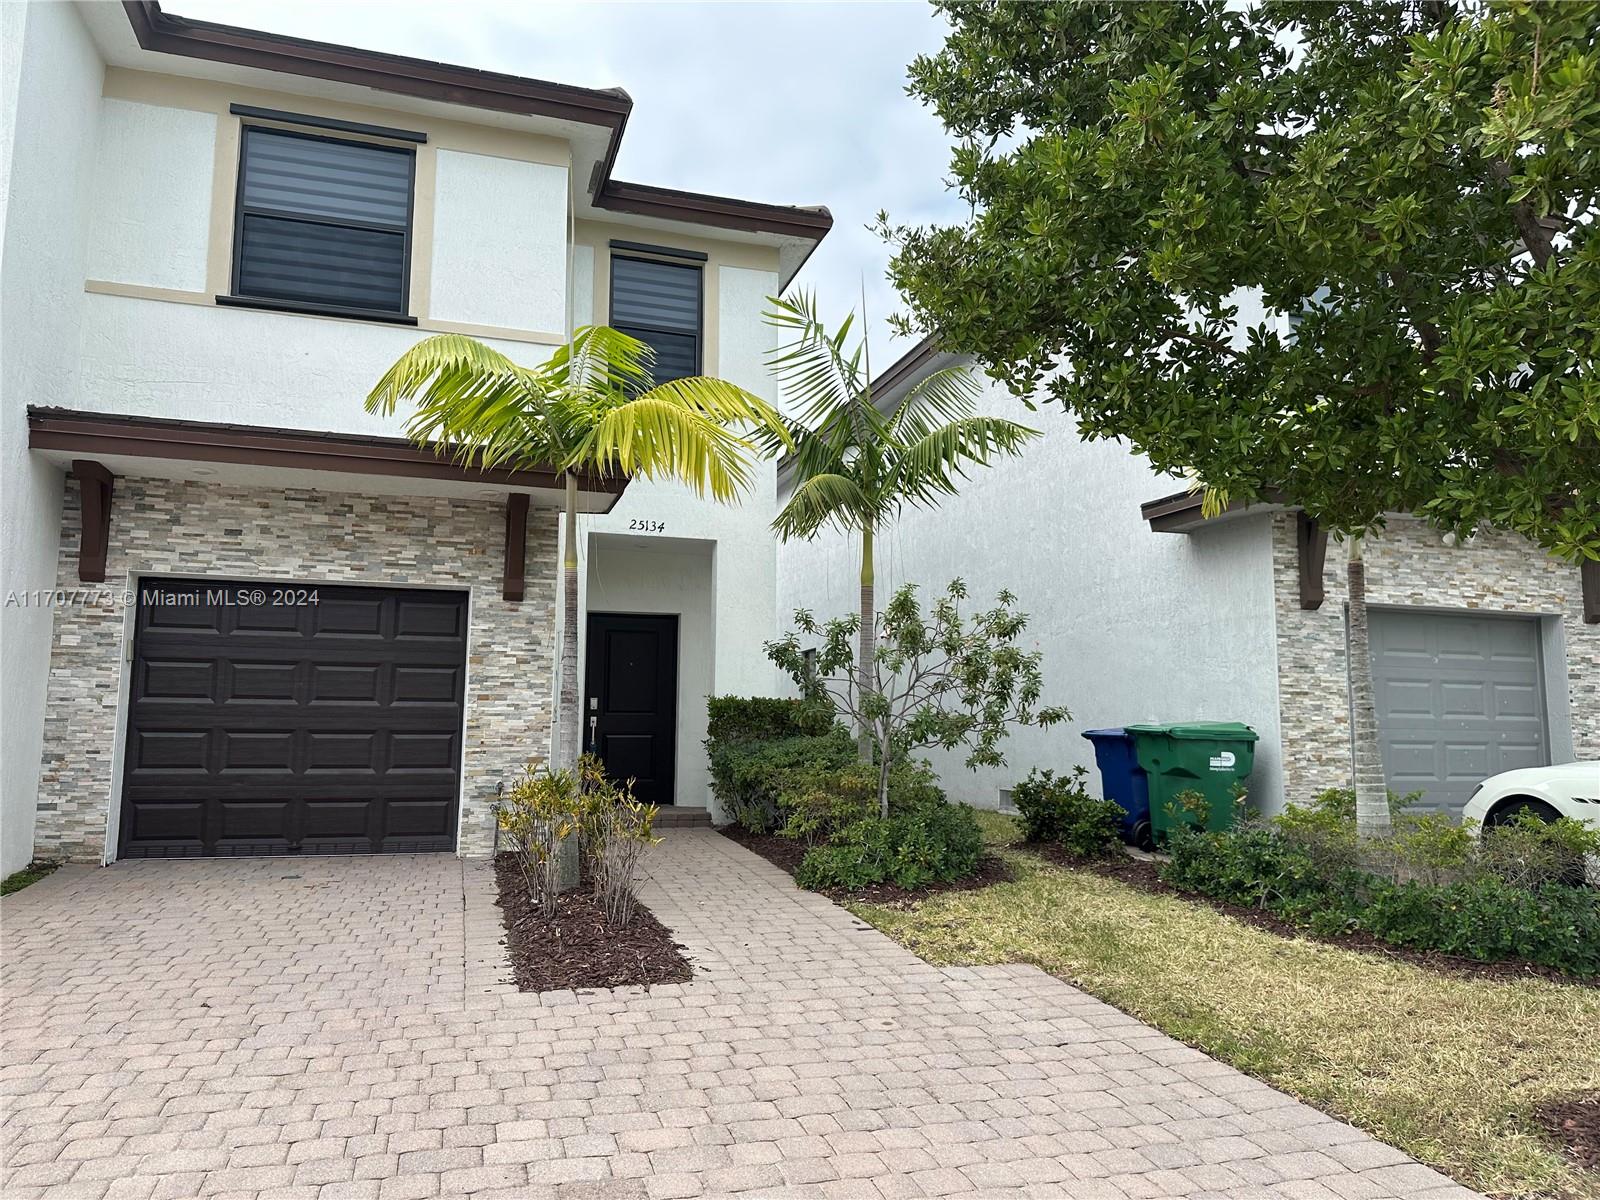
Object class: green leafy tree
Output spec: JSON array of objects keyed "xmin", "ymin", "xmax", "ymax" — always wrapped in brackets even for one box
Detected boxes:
[
  {"xmin": 763, "ymin": 293, "xmax": 1041, "ymax": 759},
  {"xmin": 369, "ymin": 327, "xmax": 785, "ymax": 772},
  {"xmin": 767, "ymin": 578, "xmax": 1068, "ymax": 816},
  {"xmin": 882, "ymin": 0, "xmax": 1600, "ymax": 839}
]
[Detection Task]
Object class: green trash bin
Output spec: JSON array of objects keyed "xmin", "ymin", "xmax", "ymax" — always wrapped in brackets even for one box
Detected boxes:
[{"xmin": 1124, "ymin": 722, "xmax": 1259, "ymax": 838}]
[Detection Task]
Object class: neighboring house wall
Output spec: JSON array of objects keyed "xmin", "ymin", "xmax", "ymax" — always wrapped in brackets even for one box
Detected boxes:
[
  {"xmin": 0, "ymin": 0, "xmax": 102, "ymax": 876},
  {"xmin": 33, "ymin": 479, "xmax": 557, "ymax": 863},
  {"xmin": 776, "ymin": 374, "xmax": 1285, "ymax": 811},
  {"xmin": 1272, "ymin": 512, "xmax": 1600, "ymax": 807}
]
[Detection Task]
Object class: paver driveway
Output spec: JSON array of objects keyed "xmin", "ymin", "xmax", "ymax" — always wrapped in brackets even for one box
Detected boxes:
[{"xmin": 2, "ymin": 830, "xmax": 1480, "ymax": 1199}]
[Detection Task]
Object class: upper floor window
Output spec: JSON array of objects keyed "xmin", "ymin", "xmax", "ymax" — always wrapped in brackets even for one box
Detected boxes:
[
  {"xmin": 232, "ymin": 126, "xmax": 415, "ymax": 318},
  {"xmin": 610, "ymin": 253, "xmax": 703, "ymax": 384}
]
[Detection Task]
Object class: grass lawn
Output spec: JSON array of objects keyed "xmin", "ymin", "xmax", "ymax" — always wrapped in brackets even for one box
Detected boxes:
[
  {"xmin": 857, "ymin": 811, "xmax": 1599, "ymax": 1200},
  {"xmin": 1, "ymin": 859, "xmax": 60, "ymax": 896}
]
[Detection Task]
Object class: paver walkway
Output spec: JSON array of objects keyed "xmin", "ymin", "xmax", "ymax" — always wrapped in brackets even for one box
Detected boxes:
[{"xmin": 2, "ymin": 830, "xmax": 1481, "ymax": 1199}]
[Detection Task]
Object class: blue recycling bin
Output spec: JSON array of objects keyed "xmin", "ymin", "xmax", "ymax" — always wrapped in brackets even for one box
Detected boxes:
[{"xmin": 1082, "ymin": 728, "xmax": 1154, "ymax": 849}]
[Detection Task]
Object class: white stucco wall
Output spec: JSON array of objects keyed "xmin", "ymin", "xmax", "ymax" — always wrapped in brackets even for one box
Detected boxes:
[
  {"xmin": 76, "ymin": 291, "xmax": 553, "ymax": 436},
  {"xmin": 429, "ymin": 151, "xmax": 567, "ymax": 333},
  {"xmin": 776, "ymin": 372, "xmax": 1287, "ymax": 813},
  {"xmin": 87, "ymin": 98, "xmax": 214, "ymax": 292},
  {"xmin": 558, "ymin": 262, "xmax": 783, "ymax": 802},
  {"xmin": 0, "ymin": 0, "xmax": 103, "ymax": 875}
]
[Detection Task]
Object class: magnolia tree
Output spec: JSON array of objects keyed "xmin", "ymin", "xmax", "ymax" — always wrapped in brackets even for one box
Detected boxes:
[
  {"xmin": 767, "ymin": 579, "xmax": 1068, "ymax": 817},
  {"xmin": 882, "ymin": 0, "xmax": 1600, "ymax": 839}
]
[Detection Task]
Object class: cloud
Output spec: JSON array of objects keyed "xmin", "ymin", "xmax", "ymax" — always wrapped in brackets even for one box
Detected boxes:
[{"xmin": 175, "ymin": 0, "xmax": 963, "ymax": 372}]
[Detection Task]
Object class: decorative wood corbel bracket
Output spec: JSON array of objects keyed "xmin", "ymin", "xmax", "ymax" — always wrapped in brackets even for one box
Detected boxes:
[
  {"xmin": 1296, "ymin": 511, "xmax": 1329, "ymax": 611},
  {"xmin": 1582, "ymin": 559, "xmax": 1599, "ymax": 625},
  {"xmin": 71, "ymin": 460, "xmax": 114, "ymax": 583},
  {"xmin": 502, "ymin": 493, "xmax": 529, "ymax": 601}
]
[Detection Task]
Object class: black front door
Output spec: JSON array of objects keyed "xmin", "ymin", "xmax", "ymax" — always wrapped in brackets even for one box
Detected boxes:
[{"xmin": 584, "ymin": 613, "xmax": 678, "ymax": 806}]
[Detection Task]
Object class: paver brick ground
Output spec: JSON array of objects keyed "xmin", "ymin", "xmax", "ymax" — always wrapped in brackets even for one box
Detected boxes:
[{"xmin": 1, "ymin": 829, "xmax": 1482, "ymax": 1198}]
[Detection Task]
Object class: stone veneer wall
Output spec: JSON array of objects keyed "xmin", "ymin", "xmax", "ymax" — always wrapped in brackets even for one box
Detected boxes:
[
  {"xmin": 34, "ymin": 478, "xmax": 557, "ymax": 861},
  {"xmin": 1271, "ymin": 512, "xmax": 1599, "ymax": 808}
]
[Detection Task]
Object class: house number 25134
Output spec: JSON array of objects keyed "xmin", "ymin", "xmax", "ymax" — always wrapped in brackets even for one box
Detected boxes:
[{"xmin": 628, "ymin": 519, "xmax": 666, "ymax": 533}]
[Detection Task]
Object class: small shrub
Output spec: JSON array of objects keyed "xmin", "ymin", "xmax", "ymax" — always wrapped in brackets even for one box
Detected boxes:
[
  {"xmin": 777, "ymin": 761, "xmax": 877, "ymax": 844},
  {"xmin": 1162, "ymin": 824, "xmax": 1329, "ymax": 911},
  {"xmin": 496, "ymin": 762, "xmax": 582, "ymax": 919},
  {"xmin": 1478, "ymin": 811, "xmax": 1600, "ymax": 890},
  {"xmin": 568, "ymin": 755, "xmax": 661, "ymax": 928},
  {"xmin": 1387, "ymin": 811, "xmax": 1475, "ymax": 886},
  {"xmin": 794, "ymin": 801, "xmax": 983, "ymax": 892},
  {"xmin": 1164, "ymin": 788, "xmax": 1212, "ymax": 834},
  {"xmin": 1011, "ymin": 767, "xmax": 1122, "ymax": 857}
]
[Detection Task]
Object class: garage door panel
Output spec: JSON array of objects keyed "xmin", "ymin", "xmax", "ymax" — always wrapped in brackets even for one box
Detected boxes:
[
  {"xmin": 1492, "ymin": 682, "xmax": 1540, "ymax": 719},
  {"xmin": 310, "ymin": 663, "xmax": 384, "ymax": 703},
  {"xmin": 220, "ymin": 730, "xmax": 296, "ymax": 773},
  {"xmin": 119, "ymin": 579, "xmax": 467, "ymax": 858},
  {"xmin": 227, "ymin": 661, "xmax": 299, "ymax": 702},
  {"xmin": 389, "ymin": 731, "xmax": 458, "ymax": 770},
  {"xmin": 1438, "ymin": 680, "xmax": 1488, "ymax": 718},
  {"xmin": 1370, "ymin": 610, "xmax": 1547, "ymax": 817},
  {"xmin": 395, "ymin": 598, "xmax": 467, "ymax": 640},
  {"xmin": 305, "ymin": 730, "xmax": 380, "ymax": 772},
  {"xmin": 139, "ymin": 658, "xmax": 217, "ymax": 701},
  {"xmin": 1377, "ymin": 675, "xmax": 1434, "ymax": 714},
  {"xmin": 393, "ymin": 665, "xmax": 463, "ymax": 704},
  {"xmin": 131, "ymin": 729, "xmax": 211, "ymax": 772},
  {"xmin": 313, "ymin": 595, "xmax": 388, "ymax": 637},
  {"xmin": 1442, "ymin": 742, "xmax": 1490, "ymax": 781}
]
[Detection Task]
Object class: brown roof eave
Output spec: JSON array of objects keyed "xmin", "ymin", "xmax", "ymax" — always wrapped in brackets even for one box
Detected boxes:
[
  {"xmin": 27, "ymin": 407, "xmax": 626, "ymax": 505},
  {"xmin": 1141, "ymin": 488, "xmax": 1290, "ymax": 533}
]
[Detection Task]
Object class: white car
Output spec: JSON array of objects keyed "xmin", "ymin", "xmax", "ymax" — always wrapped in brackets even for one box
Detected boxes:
[{"xmin": 1462, "ymin": 762, "xmax": 1600, "ymax": 831}]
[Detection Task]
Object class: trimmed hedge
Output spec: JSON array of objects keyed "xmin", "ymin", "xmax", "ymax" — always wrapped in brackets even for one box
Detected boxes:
[
  {"xmin": 708, "ymin": 729, "xmax": 856, "ymax": 835},
  {"xmin": 706, "ymin": 695, "xmax": 835, "ymax": 745},
  {"xmin": 1162, "ymin": 822, "xmax": 1600, "ymax": 976}
]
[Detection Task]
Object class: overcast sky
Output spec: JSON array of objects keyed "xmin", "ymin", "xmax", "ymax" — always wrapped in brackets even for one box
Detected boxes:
[{"xmin": 177, "ymin": 0, "xmax": 965, "ymax": 372}]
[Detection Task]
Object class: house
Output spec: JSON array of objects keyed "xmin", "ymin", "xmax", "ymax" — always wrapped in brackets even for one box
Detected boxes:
[
  {"xmin": 0, "ymin": 1, "xmax": 829, "ymax": 872},
  {"xmin": 776, "ymin": 338, "xmax": 1600, "ymax": 820}
]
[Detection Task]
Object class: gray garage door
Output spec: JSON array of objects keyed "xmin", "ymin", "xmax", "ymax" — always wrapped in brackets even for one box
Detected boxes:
[{"xmin": 1369, "ymin": 609, "xmax": 1549, "ymax": 816}]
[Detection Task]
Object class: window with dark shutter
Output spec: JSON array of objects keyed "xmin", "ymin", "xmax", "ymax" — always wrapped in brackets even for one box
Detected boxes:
[
  {"xmin": 609, "ymin": 255, "xmax": 703, "ymax": 384},
  {"xmin": 232, "ymin": 127, "xmax": 414, "ymax": 316}
]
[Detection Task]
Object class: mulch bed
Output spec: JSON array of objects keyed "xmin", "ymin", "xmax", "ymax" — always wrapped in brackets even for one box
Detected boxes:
[
  {"xmin": 1535, "ymin": 1093, "xmax": 1600, "ymax": 1173},
  {"xmin": 493, "ymin": 854, "xmax": 692, "ymax": 993},
  {"xmin": 1022, "ymin": 842, "xmax": 1597, "ymax": 989},
  {"xmin": 717, "ymin": 824, "xmax": 1014, "ymax": 906}
]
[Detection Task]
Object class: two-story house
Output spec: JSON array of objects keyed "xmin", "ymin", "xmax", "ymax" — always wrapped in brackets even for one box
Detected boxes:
[
  {"xmin": 778, "ymin": 339, "xmax": 1599, "ymax": 822},
  {"xmin": 1, "ymin": 0, "xmax": 829, "ymax": 872}
]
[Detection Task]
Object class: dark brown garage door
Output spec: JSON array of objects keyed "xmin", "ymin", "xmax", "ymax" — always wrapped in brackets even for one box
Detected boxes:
[{"xmin": 119, "ymin": 578, "xmax": 468, "ymax": 858}]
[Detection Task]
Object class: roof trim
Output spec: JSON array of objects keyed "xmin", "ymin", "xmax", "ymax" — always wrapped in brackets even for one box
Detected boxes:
[
  {"xmin": 123, "ymin": 3, "xmax": 831, "ymax": 254},
  {"xmin": 123, "ymin": 1, "xmax": 631, "ymax": 125},
  {"xmin": 27, "ymin": 407, "xmax": 627, "ymax": 501},
  {"xmin": 595, "ymin": 180, "xmax": 832, "ymax": 241},
  {"xmin": 869, "ymin": 335, "xmax": 943, "ymax": 401},
  {"xmin": 1141, "ymin": 488, "xmax": 1288, "ymax": 533}
]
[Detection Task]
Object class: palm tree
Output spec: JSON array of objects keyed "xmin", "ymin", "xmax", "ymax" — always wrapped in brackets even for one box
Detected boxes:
[
  {"xmin": 762, "ymin": 293, "xmax": 1041, "ymax": 769},
  {"xmin": 1344, "ymin": 535, "xmax": 1393, "ymax": 840},
  {"xmin": 368, "ymin": 326, "xmax": 785, "ymax": 772}
]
